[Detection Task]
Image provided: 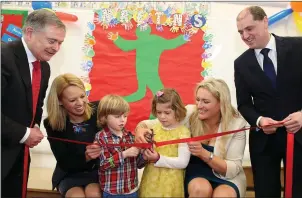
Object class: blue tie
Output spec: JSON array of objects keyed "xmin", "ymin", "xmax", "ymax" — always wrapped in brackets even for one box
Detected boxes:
[{"xmin": 261, "ymin": 48, "xmax": 276, "ymax": 88}]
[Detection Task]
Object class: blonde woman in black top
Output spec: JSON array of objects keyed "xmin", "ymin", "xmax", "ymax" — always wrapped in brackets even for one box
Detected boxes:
[{"xmin": 44, "ymin": 73, "xmax": 101, "ymax": 197}]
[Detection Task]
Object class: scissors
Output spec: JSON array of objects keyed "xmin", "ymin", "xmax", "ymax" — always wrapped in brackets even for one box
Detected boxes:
[{"xmin": 146, "ymin": 129, "xmax": 155, "ymax": 151}]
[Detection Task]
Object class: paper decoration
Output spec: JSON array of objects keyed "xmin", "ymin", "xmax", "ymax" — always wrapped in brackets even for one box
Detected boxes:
[
  {"xmin": 85, "ymin": 2, "xmax": 212, "ymax": 130},
  {"xmin": 15, "ymin": 2, "xmax": 32, "ymax": 7},
  {"xmin": 92, "ymin": 2, "xmax": 210, "ymax": 34},
  {"xmin": 2, "ymin": 33, "xmax": 17, "ymax": 42},
  {"xmin": 92, "ymin": 2, "xmax": 213, "ymax": 82},
  {"xmin": 6, "ymin": 24, "xmax": 22, "ymax": 37},
  {"xmin": 1, "ymin": 9, "xmax": 28, "ymax": 43},
  {"xmin": 80, "ymin": 19, "xmax": 96, "ymax": 96}
]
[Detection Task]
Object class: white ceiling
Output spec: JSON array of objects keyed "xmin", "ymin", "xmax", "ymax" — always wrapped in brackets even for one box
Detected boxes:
[
  {"xmin": 224, "ymin": 1, "xmax": 289, "ymax": 8},
  {"xmin": 177, "ymin": 0, "xmax": 290, "ymax": 8}
]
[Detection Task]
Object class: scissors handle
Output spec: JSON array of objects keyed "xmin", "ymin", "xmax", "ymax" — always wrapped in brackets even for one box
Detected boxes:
[{"xmin": 146, "ymin": 129, "xmax": 155, "ymax": 151}]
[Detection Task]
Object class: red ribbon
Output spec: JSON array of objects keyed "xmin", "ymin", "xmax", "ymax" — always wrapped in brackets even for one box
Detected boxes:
[
  {"xmin": 47, "ymin": 136, "xmax": 152, "ymax": 149},
  {"xmin": 47, "ymin": 127, "xmax": 251, "ymax": 148},
  {"xmin": 23, "ymin": 61, "xmax": 41, "ymax": 198},
  {"xmin": 23, "ymin": 122, "xmax": 294, "ymax": 198},
  {"xmin": 22, "ymin": 146, "xmax": 29, "ymax": 198},
  {"xmin": 22, "ymin": 121, "xmax": 34, "ymax": 198},
  {"xmin": 285, "ymin": 132, "xmax": 294, "ymax": 198},
  {"xmin": 155, "ymin": 127, "xmax": 250, "ymax": 147}
]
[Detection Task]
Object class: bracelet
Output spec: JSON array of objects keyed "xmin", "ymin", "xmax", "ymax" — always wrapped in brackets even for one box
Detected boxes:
[{"xmin": 209, "ymin": 152, "xmax": 214, "ymax": 161}]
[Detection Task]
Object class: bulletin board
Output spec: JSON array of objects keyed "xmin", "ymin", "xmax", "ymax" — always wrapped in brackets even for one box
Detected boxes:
[{"xmin": 1, "ymin": 9, "xmax": 28, "ymax": 43}]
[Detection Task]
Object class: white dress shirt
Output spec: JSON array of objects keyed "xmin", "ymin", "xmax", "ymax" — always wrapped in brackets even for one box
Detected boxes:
[
  {"xmin": 19, "ymin": 37, "xmax": 38, "ymax": 144},
  {"xmin": 254, "ymin": 34, "xmax": 278, "ymax": 73},
  {"xmin": 254, "ymin": 34, "xmax": 278, "ymax": 126}
]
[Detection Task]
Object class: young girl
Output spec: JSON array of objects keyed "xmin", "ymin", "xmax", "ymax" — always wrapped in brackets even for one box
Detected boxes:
[
  {"xmin": 94, "ymin": 95, "xmax": 144, "ymax": 198},
  {"xmin": 139, "ymin": 88, "xmax": 191, "ymax": 197}
]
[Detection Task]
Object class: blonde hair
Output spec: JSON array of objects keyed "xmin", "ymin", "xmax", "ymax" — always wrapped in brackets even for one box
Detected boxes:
[
  {"xmin": 189, "ymin": 78, "xmax": 239, "ymax": 156},
  {"xmin": 97, "ymin": 95, "xmax": 130, "ymax": 127},
  {"xmin": 151, "ymin": 88, "xmax": 187, "ymax": 122},
  {"xmin": 46, "ymin": 73, "xmax": 92, "ymax": 131}
]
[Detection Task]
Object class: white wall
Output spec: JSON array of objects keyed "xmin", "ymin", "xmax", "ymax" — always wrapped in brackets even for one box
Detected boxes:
[
  {"xmin": 2, "ymin": 2, "xmax": 299, "ymax": 168},
  {"xmin": 207, "ymin": 2, "xmax": 298, "ymax": 108}
]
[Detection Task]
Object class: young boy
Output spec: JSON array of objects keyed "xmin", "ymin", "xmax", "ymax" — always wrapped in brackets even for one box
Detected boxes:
[{"xmin": 95, "ymin": 95, "xmax": 144, "ymax": 198}]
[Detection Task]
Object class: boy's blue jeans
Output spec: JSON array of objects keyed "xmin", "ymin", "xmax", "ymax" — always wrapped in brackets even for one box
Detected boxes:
[{"xmin": 102, "ymin": 191, "xmax": 138, "ymax": 198}]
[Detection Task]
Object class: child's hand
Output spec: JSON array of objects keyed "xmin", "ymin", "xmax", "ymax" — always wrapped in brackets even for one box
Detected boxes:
[
  {"xmin": 122, "ymin": 147, "xmax": 140, "ymax": 158},
  {"xmin": 135, "ymin": 126, "xmax": 152, "ymax": 143},
  {"xmin": 143, "ymin": 149, "xmax": 160, "ymax": 163}
]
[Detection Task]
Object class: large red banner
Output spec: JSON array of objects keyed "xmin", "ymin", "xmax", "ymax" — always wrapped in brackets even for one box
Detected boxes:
[{"xmin": 88, "ymin": 14, "xmax": 206, "ymax": 131}]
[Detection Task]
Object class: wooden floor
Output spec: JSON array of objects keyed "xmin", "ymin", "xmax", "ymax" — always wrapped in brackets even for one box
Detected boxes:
[{"xmin": 28, "ymin": 189, "xmax": 60, "ymax": 198}]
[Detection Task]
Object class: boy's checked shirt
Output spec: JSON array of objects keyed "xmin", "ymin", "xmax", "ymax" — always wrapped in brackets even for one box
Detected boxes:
[{"xmin": 95, "ymin": 127, "xmax": 145, "ymax": 194}]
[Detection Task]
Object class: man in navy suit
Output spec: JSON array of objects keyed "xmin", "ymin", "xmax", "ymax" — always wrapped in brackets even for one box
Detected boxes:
[
  {"xmin": 234, "ymin": 6, "xmax": 302, "ymax": 198},
  {"xmin": 1, "ymin": 9, "xmax": 66, "ymax": 197}
]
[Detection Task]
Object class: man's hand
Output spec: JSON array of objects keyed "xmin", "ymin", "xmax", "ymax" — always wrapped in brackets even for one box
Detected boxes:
[
  {"xmin": 25, "ymin": 127, "xmax": 44, "ymax": 148},
  {"xmin": 282, "ymin": 111, "xmax": 302, "ymax": 133},
  {"xmin": 85, "ymin": 141, "xmax": 102, "ymax": 161},
  {"xmin": 259, "ymin": 117, "xmax": 283, "ymax": 135},
  {"xmin": 122, "ymin": 147, "xmax": 140, "ymax": 158}
]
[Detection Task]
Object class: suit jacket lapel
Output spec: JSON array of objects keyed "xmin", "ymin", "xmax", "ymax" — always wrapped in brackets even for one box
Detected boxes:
[
  {"xmin": 273, "ymin": 34, "xmax": 289, "ymax": 87},
  {"xmin": 246, "ymin": 49, "xmax": 263, "ymax": 75},
  {"xmin": 13, "ymin": 40, "xmax": 33, "ymax": 113}
]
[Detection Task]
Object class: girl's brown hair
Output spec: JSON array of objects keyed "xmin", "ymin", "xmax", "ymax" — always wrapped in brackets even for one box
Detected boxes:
[{"xmin": 151, "ymin": 88, "xmax": 186, "ymax": 122}]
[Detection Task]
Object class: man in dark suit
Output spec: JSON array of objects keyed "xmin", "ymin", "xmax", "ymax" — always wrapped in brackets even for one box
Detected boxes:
[
  {"xmin": 234, "ymin": 6, "xmax": 302, "ymax": 198},
  {"xmin": 1, "ymin": 9, "xmax": 66, "ymax": 197}
]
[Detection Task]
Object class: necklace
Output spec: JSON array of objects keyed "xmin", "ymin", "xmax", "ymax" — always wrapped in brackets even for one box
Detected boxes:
[{"xmin": 161, "ymin": 125, "xmax": 179, "ymax": 131}]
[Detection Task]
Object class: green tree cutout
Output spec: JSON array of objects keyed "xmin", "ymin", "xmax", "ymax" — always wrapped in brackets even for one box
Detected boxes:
[{"xmin": 108, "ymin": 26, "xmax": 190, "ymax": 103}]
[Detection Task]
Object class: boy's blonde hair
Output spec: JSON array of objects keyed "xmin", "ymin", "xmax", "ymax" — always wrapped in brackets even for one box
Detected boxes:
[
  {"xmin": 151, "ymin": 88, "xmax": 187, "ymax": 122},
  {"xmin": 46, "ymin": 73, "xmax": 92, "ymax": 131},
  {"xmin": 97, "ymin": 95, "xmax": 130, "ymax": 127}
]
